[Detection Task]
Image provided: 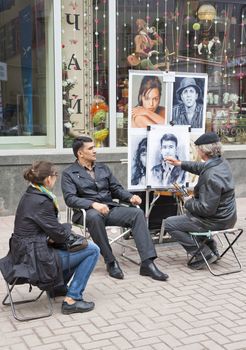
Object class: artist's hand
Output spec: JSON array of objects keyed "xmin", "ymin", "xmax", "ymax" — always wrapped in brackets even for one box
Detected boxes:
[
  {"xmin": 91, "ymin": 202, "xmax": 110, "ymax": 215},
  {"xmin": 130, "ymin": 195, "xmax": 142, "ymax": 206},
  {"xmin": 165, "ymin": 156, "xmax": 181, "ymax": 167}
]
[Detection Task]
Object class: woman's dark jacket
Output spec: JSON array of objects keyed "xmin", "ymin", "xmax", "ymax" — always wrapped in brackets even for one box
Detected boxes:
[
  {"xmin": 181, "ymin": 157, "xmax": 237, "ymax": 229},
  {"xmin": 0, "ymin": 186, "xmax": 71, "ymax": 290}
]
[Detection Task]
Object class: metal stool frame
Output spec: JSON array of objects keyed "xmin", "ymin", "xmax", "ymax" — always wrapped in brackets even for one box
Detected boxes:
[
  {"xmin": 2, "ymin": 278, "xmax": 53, "ymax": 322},
  {"xmin": 188, "ymin": 228, "xmax": 243, "ymax": 276},
  {"xmin": 66, "ymin": 207, "xmax": 140, "ymax": 265}
]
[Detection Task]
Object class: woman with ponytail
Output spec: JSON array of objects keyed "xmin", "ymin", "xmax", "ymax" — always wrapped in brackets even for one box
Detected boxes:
[{"xmin": 0, "ymin": 161, "xmax": 100, "ymax": 315}]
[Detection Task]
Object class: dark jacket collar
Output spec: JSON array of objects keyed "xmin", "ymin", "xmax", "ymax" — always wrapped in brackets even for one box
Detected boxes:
[{"xmin": 201, "ymin": 156, "xmax": 223, "ymax": 174}]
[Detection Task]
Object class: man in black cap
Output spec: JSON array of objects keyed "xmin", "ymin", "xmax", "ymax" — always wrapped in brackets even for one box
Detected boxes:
[
  {"xmin": 172, "ymin": 77, "xmax": 203, "ymax": 128},
  {"xmin": 62, "ymin": 136, "xmax": 169, "ymax": 281},
  {"xmin": 164, "ymin": 132, "xmax": 237, "ymax": 269}
]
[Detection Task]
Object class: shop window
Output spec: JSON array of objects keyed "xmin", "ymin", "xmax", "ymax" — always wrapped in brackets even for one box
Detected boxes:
[
  {"xmin": 62, "ymin": 1, "xmax": 109, "ymax": 148},
  {"xmin": 92, "ymin": 0, "xmax": 109, "ymax": 147},
  {"xmin": 0, "ymin": 0, "xmax": 55, "ymax": 149},
  {"xmin": 115, "ymin": 0, "xmax": 246, "ymax": 146}
]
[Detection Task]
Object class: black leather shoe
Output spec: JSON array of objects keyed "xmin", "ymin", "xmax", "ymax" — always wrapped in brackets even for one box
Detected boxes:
[
  {"xmin": 62, "ymin": 300, "xmax": 95, "ymax": 314},
  {"xmin": 140, "ymin": 261, "xmax": 169, "ymax": 281},
  {"xmin": 48, "ymin": 286, "xmax": 67, "ymax": 298},
  {"xmin": 188, "ymin": 252, "xmax": 218, "ymax": 270},
  {"xmin": 106, "ymin": 260, "xmax": 124, "ymax": 279},
  {"xmin": 207, "ymin": 240, "xmax": 220, "ymax": 259}
]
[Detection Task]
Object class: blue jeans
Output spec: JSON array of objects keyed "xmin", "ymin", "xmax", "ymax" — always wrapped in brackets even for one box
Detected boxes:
[{"xmin": 57, "ymin": 241, "xmax": 100, "ymax": 300}]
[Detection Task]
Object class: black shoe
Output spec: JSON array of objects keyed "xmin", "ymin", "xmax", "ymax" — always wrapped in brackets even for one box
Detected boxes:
[
  {"xmin": 140, "ymin": 261, "xmax": 169, "ymax": 281},
  {"xmin": 62, "ymin": 300, "xmax": 95, "ymax": 314},
  {"xmin": 188, "ymin": 252, "xmax": 218, "ymax": 270},
  {"xmin": 48, "ymin": 286, "xmax": 67, "ymax": 298},
  {"xmin": 106, "ymin": 260, "xmax": 124, "ymax": 279},
  {"xmin": 207, "ymin": 240, "xmax": 220, "ymax": 259}
]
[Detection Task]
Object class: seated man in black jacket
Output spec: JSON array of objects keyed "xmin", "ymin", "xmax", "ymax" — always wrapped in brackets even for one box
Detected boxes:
[
  {"xmin": 62, "ymin": 136, "xmax": 168, "ymax": 281},
  {"xmin": 165, "ymin": 132, "xmax": 237, "ymax": 269}
]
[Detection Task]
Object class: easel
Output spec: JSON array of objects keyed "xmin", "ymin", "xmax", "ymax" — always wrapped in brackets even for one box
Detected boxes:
[
  {"xmin": 128, "ymin": 71, "xmax": 194, "ymax": 242},
  {"xmin": 143, "ymin": 109, "xmax": 191, "ymax": 241},
  {"xmin": 144, "ymin": 186, "xmax": 192, "ymax": 244}
]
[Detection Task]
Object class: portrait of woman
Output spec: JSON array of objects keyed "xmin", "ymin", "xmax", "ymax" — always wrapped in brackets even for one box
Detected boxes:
[
  {"xmin": 131, "ymin": 137, "xmax": 147, "ymax": 186},
  {"xmin": 131, "ymin": 75, "xmax": 166, "ymax": 128}
]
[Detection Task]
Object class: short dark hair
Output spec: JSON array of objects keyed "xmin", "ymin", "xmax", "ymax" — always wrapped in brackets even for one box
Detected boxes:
[
  {"xmin": 160, "ymin": 133, "xmax": 178, "ymax": 147},
  {"xmin": 72, "ymin": 136, "xmax": 93, "ymax": 158}
]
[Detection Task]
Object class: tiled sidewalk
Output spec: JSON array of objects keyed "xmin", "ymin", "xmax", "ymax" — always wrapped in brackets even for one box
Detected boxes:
[{"xmin": 0, "ymin": 200, "xmax": 246, "ymax": 350}]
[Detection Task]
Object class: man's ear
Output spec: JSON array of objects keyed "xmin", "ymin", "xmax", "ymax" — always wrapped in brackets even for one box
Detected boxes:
[{"xmin": 78, "ymin": 150, "xmax": 83, "ymax": 158}]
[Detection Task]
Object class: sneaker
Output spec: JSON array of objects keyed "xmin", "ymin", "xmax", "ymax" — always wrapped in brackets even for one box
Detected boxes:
[{"xmin": 62, "ymin": 300, "xmax": 95, "ymax": 315}]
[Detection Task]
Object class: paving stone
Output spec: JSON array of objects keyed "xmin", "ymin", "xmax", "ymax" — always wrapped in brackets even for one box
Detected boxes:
[
  {"xmin": 62, "ymin": 339, "xmax": 84, "ymax": 350},
  {"xmin": 91, "ymin": 331, "xmax": 119, "ymax": 341},
  {"xmin": 110, "ymin": 336, "xmax": 133, "ymax": 349},
  {"xmin": 30, "ymin": 345, "xmax": 64, "ymax": 350},
  {"xmin": 131, "ymin": 336, "xmax": 162, "ymax": 348},
  {"xmin": 82, "ymin": 339, "xmax": 112, "ymax": 349},
  {"xmin": 10, "ymin": 344, "xmax": 29, "ymax": 350},
  {"xmin": 200, "ymin": 340, "xmax": 226, "ymax": 350},
  {"xmin": 174, "ymin": 344, "xmax": 205, "ymax": 350},
  {"xmin": 153, "ymin": 343, "xmax": 174, "ymax": 350},
  {"xmin": 225, "ymin": 340, "xmax": 246, "ymax": 350},
  {"xmin": 1, "ymin": 202, "xmax": 246, "ymax": 350},
  {"xmin": 23, "ymin": 334, "xmax": 42, "ymax": 347}
]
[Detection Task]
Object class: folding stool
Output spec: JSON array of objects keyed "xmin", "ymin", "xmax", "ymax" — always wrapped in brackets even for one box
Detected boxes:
[
  {"xmin": 188, "ymin": 228, "xmax": 243, "ymax": 276},
  {"xmin": 2, "ymin": 277, "xmax": 53, "ymax": 322},
  {"xmin": 66, "ymin": 206, "xmax": 139, "ymax": 264}
]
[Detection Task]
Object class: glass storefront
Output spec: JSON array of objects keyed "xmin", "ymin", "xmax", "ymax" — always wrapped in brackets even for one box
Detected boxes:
[
  {"xmin": 0, "ymin": 0, "xmax": 55, "ymax": 150},
  {"xmin": 61, "ymin": 0, "xmax": 109, "ymax": 148},
  {"xmin": 0, "ymin": 0, "xmax": 245, "ymax": 152},
  {"xmin": 115, "ymin": 0, "xmax": 246, "ymax": 146}
]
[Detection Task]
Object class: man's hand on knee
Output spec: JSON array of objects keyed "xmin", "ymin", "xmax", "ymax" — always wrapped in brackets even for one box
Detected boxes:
[
  {"xmin": 92, "ymin": 202, "xmax": 110, "ymax": 215},
  {"xmin": 130, "ymin": 195, "xmax": 142, "ymax": 206}
]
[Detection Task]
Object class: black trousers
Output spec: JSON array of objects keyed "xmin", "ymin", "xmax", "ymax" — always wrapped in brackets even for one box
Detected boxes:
[
  {"xmin": 165, "ymin": 214, "xmax": 216, "ymax": 255},
  {"xmin": 80, "ymin": 206, "xmax": 157, "ymax": 264}
]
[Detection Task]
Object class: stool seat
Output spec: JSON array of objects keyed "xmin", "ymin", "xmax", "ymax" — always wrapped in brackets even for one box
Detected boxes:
[{"xmin": 188, "ymin": 227, "xmax": 243, "ymax": 276}]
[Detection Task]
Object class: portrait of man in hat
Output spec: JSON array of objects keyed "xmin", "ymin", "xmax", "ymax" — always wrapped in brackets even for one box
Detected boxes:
[{"xmin": 172, "ymin": 76, "xmax": 206, "ymax": 129}]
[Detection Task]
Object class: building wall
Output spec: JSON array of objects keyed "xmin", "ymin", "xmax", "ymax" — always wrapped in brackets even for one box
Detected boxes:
[{"xmin": 0, "ymin": 151, "xmax": 245, "ymax": 216}]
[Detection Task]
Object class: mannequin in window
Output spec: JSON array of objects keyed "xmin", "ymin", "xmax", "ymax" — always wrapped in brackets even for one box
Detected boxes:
[{"xmin": 127, "ymin": 19, "xmax": 163, "ymax": 70}]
